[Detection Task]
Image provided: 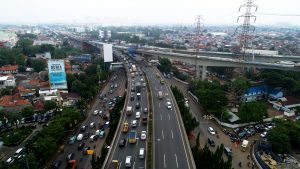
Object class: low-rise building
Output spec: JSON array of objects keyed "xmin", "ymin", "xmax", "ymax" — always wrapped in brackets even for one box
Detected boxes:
[
  {"xmin": 0, "ymin": 65, "xmax": 18, "ymax": 74},
  {"xmin": 60, "ymin": 92, "xmax": 80, "ymax": 107},
  {"xmin": 0, "ymin": 76, "xmax": 16, "ymax": 89},
  {"xmin": 0, "ymin": 93, "xmax": 31, "ymax": 113},
  {"xmin": 35, "ymin": 52, "xmax": 51, "ymax": 60},
  {"xmin": 241, "ymin": 86, "xmax": 268, "ymax": 102}
]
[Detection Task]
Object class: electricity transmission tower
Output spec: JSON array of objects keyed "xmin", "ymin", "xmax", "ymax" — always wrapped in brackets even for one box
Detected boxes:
[
  {"xmin": 195, "ymin": 15, "xmax": 204, "ymax": 78},
  {"xmin": 236, "ymin": 0, "xmax": 258, "ymax": 60}
]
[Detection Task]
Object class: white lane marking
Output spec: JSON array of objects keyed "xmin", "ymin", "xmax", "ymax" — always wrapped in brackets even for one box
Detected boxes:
[
  {"xmin": 160, "ymin": 114, "xmax": 162, "ymax": 120},
  {"xmin": 120, "ymin": 162, "xmax": 122, "ymax": 168},
  {"xmin": 133, "ymin": 161, "xmax": 135, "ymax": 169},
  {"xmin": 138, "ymin": 118, "xmax": 141, "ymax": 127},
  {"xmin": 159, "ymin": 102, "xmax": 161, "ymax": 108},
  {"xmin": 162, "ymin": 130, "xmax": 164, "ymax": 140},
  {"xmin": 175, "ymin": 154, "xmax": 179, "ymax": 168},
  {"xmin": 137, "ymin": 138, "xmax": 139, "ymax": 145},
  {"xmin": 171, "ymin": 129, "xmax": 174, "ymax": 139},
  {"xmin": 164, "ymin": 153, "xmax": 166, "ymax": 168},
  {"xmin": 168, "ymin": 113, "xmax": 170, "ymax": 120}
]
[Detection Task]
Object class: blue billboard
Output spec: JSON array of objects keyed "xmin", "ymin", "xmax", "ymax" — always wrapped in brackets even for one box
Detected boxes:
[{"xmin": 48, "ymin": 60, "xmax": 67, "ymax": 89}]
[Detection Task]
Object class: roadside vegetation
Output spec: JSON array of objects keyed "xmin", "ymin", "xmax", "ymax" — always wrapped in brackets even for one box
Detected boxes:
[
  {"xmin": 158, "ymin": 58, "xmax": 188, "ymax": 81},
  {"xmin": 0, "ymin": 126, "xmax": 33, "ymax": 146}
]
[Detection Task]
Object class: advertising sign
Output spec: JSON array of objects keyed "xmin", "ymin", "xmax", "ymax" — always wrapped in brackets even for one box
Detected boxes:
[
  {"xmin": 103, "ymin": 44, "xmax": 113, "ymax": 62},
  {"xmin": 48, "ymin": 60, "xmax": 67, "ymax": 89}
]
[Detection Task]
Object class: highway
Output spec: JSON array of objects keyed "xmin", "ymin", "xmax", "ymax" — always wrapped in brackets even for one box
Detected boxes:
[
  {"xmin": 107, "ymin": 52, "xmax": 148, "ymax": 169},
  {"xmin": 143, "ymin": 65, "xmax": 193, "ymax": 169},
  {"xmin": 52, "ymin": 68, "xmax": 126, "ymax": 169}
]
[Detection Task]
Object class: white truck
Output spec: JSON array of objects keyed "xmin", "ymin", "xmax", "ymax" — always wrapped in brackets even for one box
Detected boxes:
[
  {"xmin": 132, "ymin": 65, "xmax": 137, "ymax": 72},
  {"xmin": 241, "ymin": 140, "xmax": 249, "ymax": 152},
  {"xmin": 126, "ymin": 106, "xmax": 133, "ymax": 116},
  {"xmin": 158, "ymin": 91, "xmax": 163, "ymax": 100}
]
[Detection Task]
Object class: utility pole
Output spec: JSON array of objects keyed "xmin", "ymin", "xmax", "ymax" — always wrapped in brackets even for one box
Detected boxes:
[
  {"xmin": 236, "ymin": 0, "xmax": 258, "ymax": 60},
  {"xmin": 195, "ymin": 15, "xmax": 204, "ymax": 79}
]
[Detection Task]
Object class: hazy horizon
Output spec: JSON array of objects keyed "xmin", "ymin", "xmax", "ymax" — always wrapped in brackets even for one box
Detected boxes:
[{"xmin": 1, "ymin": 0, "xmax": 300, "ymax": 26}]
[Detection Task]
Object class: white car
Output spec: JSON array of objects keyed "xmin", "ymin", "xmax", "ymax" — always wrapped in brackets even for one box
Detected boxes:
[
  {"xmin": 77, "ymin": 133, "xmax": 83, "ymax": 141},
  {"xmin": 131, "ymin": 120, "xmax": 137, "ymax": 127},
  {"xmin": 93, "ymin": 110, "xmax": 99, "ymax": 115},
  {"xmin": 208, "ymin": 127, "xmax": 216, "ymax": 135},
  {"xmin": 141, "ymin": 131, "xmax": 147, "ymax": 140},
  {"xmin": 136, "ymin": 112, "xmax": 141, "ymax": 119},
  {"xmin": 260, "ymin": 132, "xmax": 267, "ymax": 138},
  {"xmin": 166, "ymin": 101, "xmax": 172, "ymax": 109}
]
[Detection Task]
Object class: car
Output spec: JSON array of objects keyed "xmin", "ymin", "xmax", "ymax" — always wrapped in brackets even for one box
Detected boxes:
[
  {"xmin": 260, "ymin": 131, "xmax": 267, "ymax": 138},
  {"xmin": 207, "ymin": 138, "xmax": 215, "ymax": 147},
  {"xmin": 80, "ymin": 125, "xmax": 87, "ymax": 131},
  {"xmin": 136, "ymin": 112, "xmax": 141, "ymax": 119},
  {"xmin": 66, "ymin": 153, "xmax": 74, "ymax": 162},
  {"xmin": 83, "ymin": 132, "xmax": 90, "ymax": 139},
  {"xmin": 135, "ymin": 102, "xmax": 141, "ymax": 109},
  {"xmin": 121, "ymin": 122, "xmax": 128, "ymax": 133},
  {"xmin": 90, "ymin": 135, "xmax": 97, "ymax": 142},
  {"xmin": 166, "ymin": 102, "xmax": 172, "ymax": 109},
  {"xmin": 90, "ymin": 122, "xmax": 95, "ymax": 128},
  {"xmin": 119, "ymin": 139, "xmax": 127, "ymax": 147},
  {"xmin": 130, "ymin": 95, "xmax": 135, "ymax": 101},
  {"xmin": 77, "ymin": 133, "xmax": 83, "ymax": 141},
  {"xmin": 109, "ymin": 90, "xmax": 113, "ymax": 94},
  {"xmin": 143, "ymin": 108, "xmax": 148, "ymax": 114},
  {"xmin": 208, "ymin": 127, "xmax": 216, "ymax": 135},
  {"xmin": 141, "ymin": 131, "xmax": 147, "ymax": 140},
  {"xmin": 51, "ymin": 160, "xmax": 62, "ymax": 169},
  {"xmin": 78, "ymin": 142, "xmax": 85, "ymax": 150},
  {"xmin": 114, "ymin": 84, "xmax": 118, "ymax": 88},
  {"xmin": 6, "ymin": 157, "xmax": 14, "ymax": 164},
  {"xmin": 131, "ymin": 120, "xmax": 137, "ymax": 127},
  {"xmin": 93, "ymin": 110, "xmax": 99, "ymax": 115},
  {"xmin": 83, "ymin": 147, "xmax": 91, "ymax": 155},
  {"xmin": 125, "ymin": 156, "xmax": 132, "ymax": 168},
  {"xmin": 142, "ymin": 117, "xmax": 147, "ymax": 124},
  {"xmin": 131, "ymin": 87, "xmax": 135, "ymax": 92},
  {"xmin": 66, "ymin": 160, "xmax": 76, "ymax": 169}
]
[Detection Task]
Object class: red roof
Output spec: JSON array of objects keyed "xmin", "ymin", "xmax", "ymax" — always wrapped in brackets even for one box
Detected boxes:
[
  {"xmin": 0, "ymin": 93, "xmax": 30, "ymax": 107},
  {"xmin": 0, "ymin": 65, "xmax": 18, "ymax": 71},
  {"xmin": 33, "ymin": 100, "xmax": 44, "ymax": 111}
]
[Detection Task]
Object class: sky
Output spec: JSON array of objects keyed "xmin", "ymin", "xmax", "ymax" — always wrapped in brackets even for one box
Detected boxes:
[{"xmin": 0, "ymin": 0, "xmax": 300, "ymax": 26}]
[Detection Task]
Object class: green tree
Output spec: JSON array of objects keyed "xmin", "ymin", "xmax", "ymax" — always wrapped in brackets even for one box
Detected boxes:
[
  {"xmin": 21, "ymin": 106, "xmax": 34, "ymax": 117},
  {"xmin": 1, "ymin": 88, "xmax": 11, "ymax": 96},
  {"xmin": 33, "ymin": 136, "xmax": 57, "ymax": 163},
  {"xmin": 44, "ymin": 100, "xmax": 57, "ymax": 112},
  {"xmin": 231, "ymin": 76, "xmax": 250, "ymax": 97},
  {"xmin": 31, "ymin": 59, "xmax": 46, "ymax": 72},
  {"xmin": 239, "ymin": 101, "xmax": 268, "ymax": 123},
  {"xmin": 267, "ymin": 127, "xmax": 291, "ymax": 153},
  {"xmin": 158, "ymin": 58, "xmax": 172, "ymax": 73}
]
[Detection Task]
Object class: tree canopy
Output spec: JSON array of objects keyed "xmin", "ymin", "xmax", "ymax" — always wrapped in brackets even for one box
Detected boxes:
[{"xmin": 238, "ymin": 101, "xmax": 268, "ymax": 123}]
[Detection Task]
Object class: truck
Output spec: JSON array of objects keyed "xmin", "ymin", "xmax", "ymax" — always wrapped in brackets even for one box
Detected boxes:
[
  {"xmin": 132, "ymin": 65, "xmax": 137, "ymax": 72},
  {"xmin": 241, "ymin": 140, "xmax": 249, "ymax": 152},
  {"xmin": 128, "ymin": 130, "xmax": 137, "ymax": 144},
  {"xmin": 108, "ymin": 160, "xmax": 119, "ymax": 169},
  {"xmin": 135, "ymin": 82, "xmax": 142, "ymax": 93},
  {"xmin": 126, "ymin": 106, "xmax": 133, "ymax": 116},
  {"xmin": 130, "ymin": 72, "xmax": 135, "ymax": 78},
  {"xmin": 158, "ymin": 91, "xmax": 163, "ymax": 100}
]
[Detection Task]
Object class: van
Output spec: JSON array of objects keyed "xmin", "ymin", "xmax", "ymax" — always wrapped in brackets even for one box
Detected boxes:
[
  {"xmin": 137, "ymin": 93, "xmax": 141, "ymax": 100},
  {"xmin": 136, "ymin": 112, "xmax": 141, "ymax": 119},
  {"xmin": 224, "ymin": 147, "xmax": 232, "ymax": 157},
  {"xmin": 14, "ymin": 148, "xmax": 24, "ymax": 159},
  {"xmin": 125, "ymin": 156, "xmax": 132, "ymax": 168},
  {"xmin": 139, "ymin": 148, "xmax": 145, "ymax": 159}
]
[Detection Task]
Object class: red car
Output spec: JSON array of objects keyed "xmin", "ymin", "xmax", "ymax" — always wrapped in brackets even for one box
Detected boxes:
[{"xmin": 66, "ymin": 160, "xmax": 76, "ymax": 169}]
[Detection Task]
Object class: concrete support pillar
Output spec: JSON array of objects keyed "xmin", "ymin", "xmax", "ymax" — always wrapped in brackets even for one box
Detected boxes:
[
  {"xmin": 201, "ymin": 65, "xmax": 207, "ymax": 80},
  {"xmin": 195, "ymin": 65, "xmax": 200, "ymax": 79}
]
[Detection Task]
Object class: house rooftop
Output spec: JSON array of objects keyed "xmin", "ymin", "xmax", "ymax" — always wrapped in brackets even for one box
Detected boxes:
[
  {"xmin": 0, "ymin": 65, "xmax": 18, "ymax": 71},
  {"xmin": 0, "ymin": 93, "xmax": 30, "ymax": 107},
  {"xmin": 281, "ymin": 96, "xmax": 300, "ymax": 106},
  {"xmin": 245, "ymin": 86, "xmax": 268, "ymax": 95}
]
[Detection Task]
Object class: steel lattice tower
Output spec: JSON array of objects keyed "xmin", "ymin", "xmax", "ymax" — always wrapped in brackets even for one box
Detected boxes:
[
  {"xmin": 236, "ymin": 0, "xmax": 258, "ymax": 60},
  {"xmin": 195, "ymin": 15, "xmax": 204, "ymax": 50}
]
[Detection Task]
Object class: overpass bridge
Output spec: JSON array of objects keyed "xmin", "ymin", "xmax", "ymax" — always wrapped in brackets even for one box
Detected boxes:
[{"xmin": 59, "ymin": 35, "xmax": 300, "ymax": 79}]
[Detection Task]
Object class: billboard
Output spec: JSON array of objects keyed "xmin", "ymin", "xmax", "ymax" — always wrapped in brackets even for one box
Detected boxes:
[
  {"xmin": 103, "ymin": 44, "xmax": 113, "ymax": 62},
  {"xmin": 48, "ymin": 60, "xmax": 67, "ymax": 89}
]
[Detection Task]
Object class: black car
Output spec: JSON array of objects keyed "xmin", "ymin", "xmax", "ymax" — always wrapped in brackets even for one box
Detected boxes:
[
  {"xmin": 142, "ymin": 117, "xmax": 147, "ymax": 124},
  {"xmin": 83, "ymin": 132, "xmax": 90, "ymax": 140},
  {"xmin": 130, "ymin": 95, "xmax": 135, "ymax": 101},
  {"xmin": 78, "ymin": 142, "xmax": 85, "ymax": 150},
  {"xmin": 207, "ymin": 138, "xmax": 215, "ymax": 147},
  {"xmin": 119, "ymin": 139, "xmax": 127, "ymax": 147},
  {"xmin": 135, "ymin": 102, "xmax": 141, "ymax": 109},
  {"xmin": 81, "ymin": 125, "xmax": 87, "ymax": 131},
  {"xmin": 51, "ymin": 160, "xmax": 62, "ymax": 169},
  {"xmin": 83, "ymin": 147, "xmax": 91, "ymax": 155},
  {"xmin": 66, "ymin": 153, "xmax": 74, "ymax": 162}
]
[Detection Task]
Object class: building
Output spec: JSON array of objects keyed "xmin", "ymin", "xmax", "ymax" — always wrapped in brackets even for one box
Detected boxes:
[
  {"xmin": 0, "ymin": 31, "xmax": 18, "ymax": 48},
  {"xmin": 70, "ymin": 54, "xmax": 92, "ymax": 63},
  {"xmin": 0, "ymin": 65, "xmax": 18, "ymax": 74},
  {"xmin": 241, "ymin": 86, "xmax": 268, "ymax": 102},
  {"xmin": 33, "ymin": 40, "xmax": 57, "ymax": 46},
  {"xmin": 35, "ymin": 52, "xmax": 51, "ymax": 60},
  {"xmin": 0, "ymin": 93, "xmax": 31, "ymax": 113},
  {"xmin": 269, "ymin": 88, "xmax": 283, "ymax": 100},
  {"xmin": 60, "ymin": 92, "xmax": 80, "ymax": 107},
  {"xmin": 245, "ymin": 49, "xmax": 278, "ymax": 56},
  {"xmin": 99, "ymin": 30, "xmax": 104, "ymax": 39},
  {"xmin": 0, "ymin": 76, "xmax": 16, "ymax": 89},
  {"xmin": 64, "ymin": 60, "xmax": 72, "ymax": 74},
  {"xmin": 270, "ymin": 96, "xmax": 300, "ymax": 117},
  {"xmin": 107, "ymin": 30, "xmax": 112, "ymax": 39},
  {"xmin": 16, "ymin": 86, "xmax": 35, "ymax": 98}
]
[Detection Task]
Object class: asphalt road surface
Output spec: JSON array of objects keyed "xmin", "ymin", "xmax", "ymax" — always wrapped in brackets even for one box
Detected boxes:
[
  {"xmin": 144, "ymin": 66, "xmax": 192, "ymax": 169},
  {"xmin": 109, "ymin": 54, "xmax": 148, "ymax": 169},
  {"xmin": 52, "ymin": 68, "xmax": 126, "ymax": 169}
]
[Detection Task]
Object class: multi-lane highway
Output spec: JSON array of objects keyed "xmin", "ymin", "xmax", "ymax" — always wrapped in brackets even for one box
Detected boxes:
[
  {"xmin": 107, "ymin": 52, "xmax": 148, "ymax": 169},
  {"xmin": 143, "ymin": 65, "xmax": 194, "ymax": 169},
  {"xmin": 52, "ymin": 67, "xmax": 126, "ymax": 169}
]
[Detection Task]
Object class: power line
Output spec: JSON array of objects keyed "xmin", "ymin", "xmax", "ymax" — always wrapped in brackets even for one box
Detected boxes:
[{"xmin": 257, "ymin": 12, "xmax": 300, "ymax": 17}]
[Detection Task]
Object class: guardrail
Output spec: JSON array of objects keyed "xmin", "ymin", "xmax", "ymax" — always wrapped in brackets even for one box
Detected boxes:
[
  {"xmin": 155, "ymin": 67, "xmax": 197, "ymax": 169},
  {"xmin": 102, "ymin": 60, "xmax": 131, "ymax": 169}
]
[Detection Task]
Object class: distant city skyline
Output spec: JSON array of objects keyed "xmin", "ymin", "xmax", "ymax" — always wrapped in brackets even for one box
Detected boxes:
[{"xmin": 1, "ymin": 0, "xmax": 300, "ymax": 26}]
